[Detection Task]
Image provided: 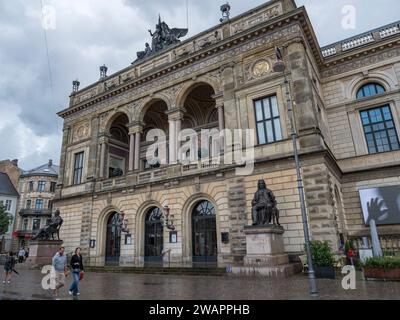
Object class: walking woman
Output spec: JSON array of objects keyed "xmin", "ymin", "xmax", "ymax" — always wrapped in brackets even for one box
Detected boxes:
[
  {"xmin": 69, "ymin": 247, "xmax": 84, "ymax": 296},
  {"xmin": 3, "ymin": 252, "xmax": 16, "ymax": 284}
]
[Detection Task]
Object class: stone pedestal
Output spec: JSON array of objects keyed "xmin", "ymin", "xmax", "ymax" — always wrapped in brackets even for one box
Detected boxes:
[
  {"xmin": 26, "ymin": 240, "xmax": 63, "ymax": 266},
  {"xmin": 232, "ymin": 225, "xmax": 301, "ymax": 278}
]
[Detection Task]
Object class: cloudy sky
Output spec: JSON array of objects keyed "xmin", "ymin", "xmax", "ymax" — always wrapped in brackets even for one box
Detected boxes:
[{"xmin": 1, "ymin": 0, "xmax": 399, "ymax": 170}]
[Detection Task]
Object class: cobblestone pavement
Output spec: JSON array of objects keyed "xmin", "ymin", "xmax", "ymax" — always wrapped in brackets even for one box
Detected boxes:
[{"xmin": 1, "ymin": 267, "xmax": 400, "ymax": 300}]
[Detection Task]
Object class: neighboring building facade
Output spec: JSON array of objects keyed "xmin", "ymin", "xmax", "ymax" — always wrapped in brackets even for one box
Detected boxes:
[
  {"xmin": 14, "ymin": 160, "xmax": 59, "ymax": 249},
  {"xmin": 0, "ymin": 173, "xmax": 19, "ymax": 252},
  {"xmin": 55, "ymin": 0, "xmax": 400, "ymax": 267},
  {"xmin": 0, "ymin": 159, "xmax": 21, "ymax": 191}
]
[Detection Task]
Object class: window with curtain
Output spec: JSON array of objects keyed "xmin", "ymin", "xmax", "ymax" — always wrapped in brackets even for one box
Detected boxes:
[
  {"xmin": 360, "ymin": 105, "xmax": 400, "ymax": 154},
  {"xmin": 356, "ymin": 83, "xmax": 386, "ymax": 99},
  {"xmin": 254, "ymin": 95, "xmax": 283, "ymax": 145}
]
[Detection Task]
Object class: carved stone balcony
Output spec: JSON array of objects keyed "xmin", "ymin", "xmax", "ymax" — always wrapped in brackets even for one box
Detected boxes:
[{"xmin": 95, "ymin": 159, "xmax": 224, "ymax": 193}]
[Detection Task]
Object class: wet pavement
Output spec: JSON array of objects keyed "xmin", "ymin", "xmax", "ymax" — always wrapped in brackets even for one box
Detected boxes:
[{"xmin": 1, "ymin": 268, "xmax": 400, "ymax": 300}]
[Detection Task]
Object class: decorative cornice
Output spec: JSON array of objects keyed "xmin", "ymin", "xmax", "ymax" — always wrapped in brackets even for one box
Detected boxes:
[{"xmin": 321, "ymin": 45, "xmax": 400, "ymax": 78}]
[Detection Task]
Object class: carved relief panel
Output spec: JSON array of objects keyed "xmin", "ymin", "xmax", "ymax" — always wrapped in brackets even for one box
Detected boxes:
[
  {"xmin": 243, "ymin": 56, "xmax": 273, "ymax": 83},
  {"xmin": 72, "ymin": 121, "xmax": 91, "ymax": 143},
  {"xmin": 230, "ymin": 2, "xmax": 283, "ymax": 35}
]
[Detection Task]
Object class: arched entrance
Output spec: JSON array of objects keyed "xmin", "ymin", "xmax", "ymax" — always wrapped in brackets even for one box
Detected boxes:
[
  {"xmin": 105, "ymin": 212, "xmax": 121, "ymax": 265},
  {"xmin": 192, "ymin": 200, "xmax": 217, "ymax": 266},
  {"xmin": 144, "ymin": 207, "xmax": 164, "ymax": 264}
]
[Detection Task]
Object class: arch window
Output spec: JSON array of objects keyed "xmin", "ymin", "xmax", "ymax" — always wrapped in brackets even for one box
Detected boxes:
[{"xmin": 356, "ymin": 83, "xmax": 385, "ymax": 99}]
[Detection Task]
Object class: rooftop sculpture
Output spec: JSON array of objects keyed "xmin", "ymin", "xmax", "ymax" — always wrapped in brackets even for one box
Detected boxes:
[{"xmin": 136, "ymin": 15, "xmax": 188, "ymax": 61}]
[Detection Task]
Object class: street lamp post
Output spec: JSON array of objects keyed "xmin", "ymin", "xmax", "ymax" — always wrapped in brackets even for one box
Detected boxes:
[{"xmin": 273, "ymin": 47, "xmax": 318, "ymax": 296}]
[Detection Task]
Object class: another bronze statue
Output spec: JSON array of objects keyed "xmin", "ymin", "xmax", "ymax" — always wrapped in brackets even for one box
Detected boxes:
[
  {"xmin": 136, "ymin": 15, "xmax": 188, "ymax": 61},
  {"xmin": 31, "ymin": 209, "xmax": 63, "ymax": 241},
  {"xmin": 251, "ymin": 179, "xmax": 280, "ymax": 226}
]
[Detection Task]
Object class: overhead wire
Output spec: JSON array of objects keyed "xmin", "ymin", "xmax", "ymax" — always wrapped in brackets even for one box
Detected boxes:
[{"xmin": 40, "ymin": 0, "xmax": 59, "ymax": 133}]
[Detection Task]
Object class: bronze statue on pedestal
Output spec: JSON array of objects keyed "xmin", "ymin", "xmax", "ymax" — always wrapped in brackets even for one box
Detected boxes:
[
  {"xmin": 31, "ymin": 209, "xmax": 63, "ymax": 241},
  {"xmin": 251, "ymin": 179, "xmax": 280, "ymax": 226}
]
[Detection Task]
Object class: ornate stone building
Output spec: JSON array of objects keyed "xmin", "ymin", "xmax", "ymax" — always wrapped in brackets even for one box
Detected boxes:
[
  {"xmin": 56, "ymin": 0, "xmax": 400, "ymax": 267},
  {"xmin": 14, "ymin": 160, "xmax": 59, "ymax": 250}
]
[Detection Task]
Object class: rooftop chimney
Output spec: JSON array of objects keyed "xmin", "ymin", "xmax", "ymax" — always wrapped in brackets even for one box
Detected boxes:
[{"xmin": 48, "ymin": 159, "xmax": 53, "ymax": 167}]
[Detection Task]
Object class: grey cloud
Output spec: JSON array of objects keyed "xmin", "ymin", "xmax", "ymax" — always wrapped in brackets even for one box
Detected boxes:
[{"xmin": 0, "ymin": 0, "xmax": 399, "ymax": 169}]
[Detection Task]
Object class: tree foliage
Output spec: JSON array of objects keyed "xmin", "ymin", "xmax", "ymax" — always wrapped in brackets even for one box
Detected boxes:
[{"xmin": 0, "ymin": 204, "xmax": 12, "ymax": 236}]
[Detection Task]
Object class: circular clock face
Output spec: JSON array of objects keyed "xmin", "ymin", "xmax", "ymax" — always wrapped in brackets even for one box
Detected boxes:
[{"xmin": 252, "ymin": 60, "xmax": 270, "ymax": 77}]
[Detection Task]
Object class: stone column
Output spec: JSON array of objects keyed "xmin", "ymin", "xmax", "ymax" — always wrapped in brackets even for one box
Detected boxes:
[
  {"xmin": 286, "ymin": 39, "xmax": 321, "ymax": 149},
  {"xmin": 98, "ymin": 136, "xmax": 108, "ymax": 179},
  {"xmin": 168, "ymin": 119, "xmax": 176, "ymax": 164},
  {"xmin": 128, "ymin": 132, "xmax": 135, "ymax": 171},
  {"xmin": 134, "ymin": 131, "xmax": 141, "ymax": 170},
  {"xmin": 57, "ymin": 125, "xmax": 71, "ymax": 187},
  {"xmin": 220, "ymin": 63, "xmax": 238, "ymax": 130},
  {"xmin": 128, "ymin": 121, "xmax": 144, "ymax": 171},
  {"xmin": 175, "ymin": 117, "xmax": 182, "ymax": 162},
  {"xmin": 167, "ymin": 107, "xmax": 185, "ymax": 164},
  {"xmin": 87, "ymin": 117, "xmax": 100, "ymax": 180},
  {"xmin": 217, "ymin": 105, "xmax": 225, "ymax": 132}
]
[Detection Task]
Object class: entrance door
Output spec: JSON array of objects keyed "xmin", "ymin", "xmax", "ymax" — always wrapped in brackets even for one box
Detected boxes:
[
  {"xmin": 105, "ymin": 212, "xmax": 121, "ymax": 265},
  {"xmin": 144, "ymin": 207, "xmax": 164, "ymax": 265},
  {"xmin": 192, "ymin": 201, "xmax": 217, "ymax": 266}
]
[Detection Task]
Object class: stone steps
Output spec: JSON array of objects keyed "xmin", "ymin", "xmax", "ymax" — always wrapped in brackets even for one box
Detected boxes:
[{"xmin": 85, "ymin": 266, "xmax": 228, "ymax": 276}]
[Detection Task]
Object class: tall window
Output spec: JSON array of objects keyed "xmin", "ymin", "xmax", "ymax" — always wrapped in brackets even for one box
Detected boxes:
[
  {"xmin": 38, "ymin": 181, "xmax": 46, "ymax": 192},
  {"xmin": 361, "ymin": 105, "xmax": 400, "ymax": 154},
  {"xmin": 254, "ymin": 95, "xmax": 282, "ymax": 145},
  {"xmin": 23, "ymin": 219, "xmax": 29, "ymax": 231},
  {"xmin": 26, "ymin": 200, "xmax": 31, "ymax": 209},
  {"xmin": 35, "ymin": 199, "xmax": 43, "ymax": 211},
  {"xmin": 357, "ymin": 83, "xmax": 385, "ymax": 99},
  {"xmin": 48, "ymin": 200, "xmax": 53, "ymax": 210},
  {"xmin": 5, "ymin": 200, "xmax": 12, "ymax": 211},
  {"xmin": 50, "ymin": 182, "xmax": 56, "ymax": 192},
  {"xmin": 73, "ymin": 152, "xmax": 84, "ymax": 185},
  {"xmin": 32, "ymin": 219, "xmax": 41, "ymax": 231},
  {"xmin": 28, "ymin": 181, "xmax": 34, "ymax": 192}
]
